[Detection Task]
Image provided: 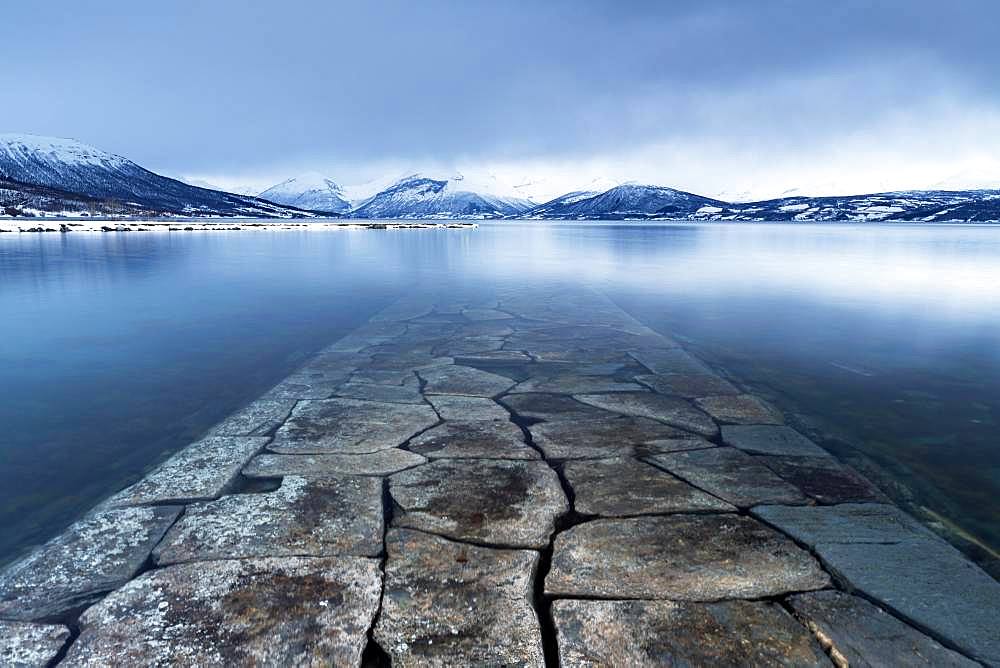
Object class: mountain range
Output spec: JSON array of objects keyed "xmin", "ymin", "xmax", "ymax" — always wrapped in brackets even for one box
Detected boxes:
[{"xmin": 2, "ymin": 134, "xmax": 999, "ymax": 222}]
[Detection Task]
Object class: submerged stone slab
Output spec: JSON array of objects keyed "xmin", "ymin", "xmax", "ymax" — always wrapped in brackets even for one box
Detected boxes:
[
  {"xmin": 407, "ymin": 420, "xmax": 538, "ymax": 460},
  {"xmin": 552, "ymin": 599, "xmax": 828, "ymax": 667},
  {"xmin": 0, "ymin": 506, "xmax": 181, "ymax": 621},
  {"xmin": 500, "ymin": 393, "xmax": 614, "ymax": 422},
  {"xmin": 529, "ymin": 416, "xmax": 685, "ymax": 459},
  {"xmin": 104, "ymin": 436, "xmax": 269, "ymax": 507},
  {"xmin": 630, "ymin": 348, "xmax": 711, "ymax": 374},
  {"xmin": 269, "ymin": 398, "xmax": 439, "ymax": 454},
  {"xmin": 207, "ymin": 398, "xmax": 296, "ymax": 437},
  {"xmin": 576, "ymin": 392, "xmax": 719, "ymax": 437},
  {"xmin": 153, "ymin": 475, "xmax": 383, "ymax": 565},
  {"xmin": 635, "ymin": 372, "xmax": 739, "ymax": 398},
  {"xmin": 425, "ymin": 394, "xmax": 511, "ymax": 421},
  {"xmin": 262, "ymin": 370, "xmax": 349, "ymax": 400},
  {"xmin": 722, "ymin": 424, "xmax": 829, "ymax": 457},
  {"xmin": 546, "ymin": 515, "xmax": 829, "ymax": 600},
  {"xmin": 788, "ymin": 590, "xmax": 977, "ymax": 667},
  {"xmin": 462, "ymin": 307, "xmax": 514, "ymax": 321},
  {"xmin": 65, "ymin": 556, "xmax": 381, "ymax": 666},
  {"xmin": 752, "ymin": 503, "xmax": 935, "ymax": 546},
  {"xmin": 243, "ymin": 449, "xmax": 426, "ymax": 478},
  {"xmin": 390, "ymin": 459, "xmax": 567, "ymax": 548},
  {"xmin": 0, "ymin": 621, "xmax": 71, "ymax": 667},
  {"xmin": 511, "ymin": 374, "xmax": 644, "ymax": 394},
  {"xmin": 759, "ymin": 456, "xmax": 887, "ymax": 504},
  {"xmin": 696, "ymin": 394, "xmax": 784, "ymax": 425},
  {"xmin": 332, "ymin": 379, "xmax": 424, "ymax": 404},
  {"xmin": 642, "ymin": 435, "xmax": 718, "ymax": 454},
  {"xmin": 419, "ymin": 364, "xmax": 515, "ymax": 397},
  {"xmin": 375, "ymin": 529, "xmax": 543, "ymax": 667},
  {"xmin": 432, "ymin": 336, "xmax": 506, "ymax": 357},
  {"xmin": 563, "ymin": 457, "xmax": 734, "ymax": 516},
  {"xmin": 648, "ymin": 447, "xmax": 809, "ymax": 508}
]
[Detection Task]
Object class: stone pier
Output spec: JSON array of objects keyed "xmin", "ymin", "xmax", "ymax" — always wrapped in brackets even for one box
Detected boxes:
[{"xmin": 1, "ymin": 286, "xmax": 997, "ymax": 666}]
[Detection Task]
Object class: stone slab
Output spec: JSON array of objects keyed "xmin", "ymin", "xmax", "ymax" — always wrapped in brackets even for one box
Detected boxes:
[
  {"xmin": 243, "ymin": 449, "xmax": 426, "ymax": 478},
  {"xmin": 648, "ymin": 447, "xmax": 810, "ymax": 508},
  {"xmin": 432, "ymin": 337, "xmax": 506, "ymax": 357},
  {"xmin": 375, "ymin": 529, "xmax": 543, "ymax": 667},
  {"xmin": 642, "ymin": 435, "xmax": 718, "ymax": 454},
  {"xmin": 629, "ymin": 348, "xmax": 711, "ymax": 374},
  {"xmin": 696, "ymin": 394, "xmax": 784, "ymax": 425},
  {"xmin": 262, "ymin": 371, "xmax": 348, "ymax": 400},
  {"xmin": 207, "ymin": 398, "xmax": 296, "ymax": 437},
  {"xmin": 500, "ymin": 393, "xmax": 615, "ymax": 422},
  {"xmin": 269, "ymin": 398, "xmax": 439, "ymax": 454},
  {"xmin": 64, "ymin": 556, "xmax": 381, "ymax": 666},
  {"xmin": 418, "ymin": 364, "xmax": 515, "ymax": 397},
  {"xmin": 153, "ymin": 475, "xmax": 383, "ymax": 565},
  {"xmin": 635, "ymin": 372, "xmax": 739, "ymax": 398},
  {"xmin": 0, "ymin": 620, "xmax": 71, "ymax": 667},
  {"xmin": 552, "ymin": 599, "xmax": 829, "ymax": 667},
  {"xmin": 575, "ymin": 392, "xmax": 719, "ymax": 437},
  {"xmin": 788, "ymin": 590, "xmax": 977, "ymax": 667},
  {"xmin": 563, "ymin": 457, "xmax": 734, "ymax": 516},
  {"xmin": 752, "ymin": 503, "xmax": 936, "ymax": 546},
  {"xmin": 528, "ymin": 416, "xmax": 685, "ymax": 459},
  {"xmin": 407, "ymin": 420, "xmax": 538, "ymax": 460},
  {"xmin": 104, "ymin": 436, "xmax": 269, "ymax": 507},
  {"xmin": 332, "ymin": 379, "xmax": 424, "ymax": 404},
  {"xmin": 511, "ymin": 374, "xmax": 645, "ymax": 394},
  {"xmin": 0, "ymin": 506, "xmax": 181, "ymax": 621},
  {"xmin": 759, "ymin": 456, "xmax": 887, "ymax": 504},
  {"xmin": 546, "ymin": 515, "xmax": 829, "ymax": 600},
  {"xmin": 462, "ymin": 308, "xmax": 514, "ymax": 321},
  {"xmin": 390, "ymin": 459, "xmax": 567, "ymax": 548},
  {"xmin": 722, "ymin": 425, "xmax": 829, "ymax": 457},
  {"xmin": 425, "ymin": 394, "xmax": 511, "ymax": 421}
]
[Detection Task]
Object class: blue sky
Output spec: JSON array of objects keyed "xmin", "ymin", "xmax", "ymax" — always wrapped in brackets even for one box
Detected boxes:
[{"xmin": 3, "ymin": 1, "xmax": 1000, "ymax": 200}]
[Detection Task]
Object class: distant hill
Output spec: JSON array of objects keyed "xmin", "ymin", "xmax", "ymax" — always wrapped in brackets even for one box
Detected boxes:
[
  {"xmin": 527, "ymin": 184, "xmax": 727, "ymax": 219},
  {"xmin": 258, "ymin": 173, "xmax": 351, "ymax": 214},
  {"xmin": 349, "ymin": 174, "xmax": 533, "ymax": 219}
]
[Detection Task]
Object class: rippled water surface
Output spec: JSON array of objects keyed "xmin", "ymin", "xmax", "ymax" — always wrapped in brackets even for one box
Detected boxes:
[{"xmin": 1, "ymin": 222, "xmax": 998, "ymax": 564}]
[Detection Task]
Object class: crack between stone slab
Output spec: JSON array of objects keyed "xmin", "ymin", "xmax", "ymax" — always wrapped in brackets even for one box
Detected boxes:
[{"xmin": 639, "ymin": 456, "xmax": 744, "ymax": 509}]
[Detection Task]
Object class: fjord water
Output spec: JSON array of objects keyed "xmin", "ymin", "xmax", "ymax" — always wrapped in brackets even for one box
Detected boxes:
[{"xmin": 1, "ymin": 223, "xmax": 998, "ymax": 565}]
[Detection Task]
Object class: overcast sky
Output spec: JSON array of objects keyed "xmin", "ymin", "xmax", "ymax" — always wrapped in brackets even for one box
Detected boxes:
[{"xmin": 3, "ymin": 1, "xmax": 1000, "ymax": 200}]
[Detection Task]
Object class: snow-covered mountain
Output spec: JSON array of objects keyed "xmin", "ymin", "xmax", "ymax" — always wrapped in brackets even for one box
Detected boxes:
[
  {"xmin": 258, "ymin": 172, "xmax": 351, "ymax": 214},
  {"xmin": 528, "ymin": 184, "xmax": 727, "ymax": 219},
  {"xmin": 349, "ymin": 174, "xmax": 533, "ymax": 219},
  {"xmin": 0, "ymin": 134, "xmax": 312, "ymax": 218}
]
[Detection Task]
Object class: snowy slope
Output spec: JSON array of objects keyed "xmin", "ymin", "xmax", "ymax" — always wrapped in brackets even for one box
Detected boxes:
[
  {"xmin": 349, "ymin": 174, "xmax": 533, "ymax": 219},
  {"xmin": 529, "ymin": 184, "xmax": 727, "ymax": 219},
  {"xmin": 258, "ymin": 172, "xmax": 351, "ymax": 214}
]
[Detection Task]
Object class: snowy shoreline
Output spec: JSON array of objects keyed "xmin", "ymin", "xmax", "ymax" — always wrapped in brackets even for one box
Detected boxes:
[{"xmin": 0, "ymin": 220, "xmax": 477, "ymax": 233}]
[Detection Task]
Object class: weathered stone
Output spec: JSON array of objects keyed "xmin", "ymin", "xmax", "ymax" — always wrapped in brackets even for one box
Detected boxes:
[
  {"xmin": 511, "ymin": 373, "xmax": 644, "ymax": 394},
  {"xmin": 457, "ymin": 321, "xmax": 515, "ymax": 338},
  {"xmin": 390, "ymin": 459, "xmax": 567, "ymax": 548},
  {"xmin": 433, "ymin": 336, "xmax": 505, "ymax": 357},
  {"xmin": 547, "ymin": 514, "xmax": 829, "ymax": 600},
  {"xmin": 635, "ymin": 372, "xmax": 739, "ymax": 398},
  {"xmin": 642, "ymin": 435, "xmax": 718, "ymax": 454},
  {"xmin": 563, "ymin": 458, "xmax": 734, "ymax": 516},
  {"xmin": 104, "ymin": 436, "xmax": 269, "ymax": 507},
  {"xmin": 262, "ymin": 370, "xmax": 348, "ymax": 400},
  {"xmin": 243, "ymin": 449, "xmax": 426, "ymax": 478},
  {"xmin": 462, "ymin": 308, "xmax": 514, "ymax": 321},
  {"xmin": 576, "ymin": 392, "xmax": 719, "ymax": 437},
  {"xmin": 425, "ymin": 394, "xmax": 511, "ymax": 421},
  {"xmin": 552, "ymin": 599, "xmax": 829, "ymax": 667},
  {"xmin": 153, "ymin": 475, "xmax": 383, "ymax": 565},
  {"xmin": 0, "ymin": 621, "xmax": 71, "ymax": 667},
  {"xmin": 500, "ymin": 393, "xmax": 615, "ymax": 422},
  {"xmin": 453, "ymin": 349, "xmax": 530, "ymax": 363},
  {"xmin": 529, "ymin": 416, "xmax": 685, "ymax": 459},
  {"xmin": 630, "ymin": 348, "xmax": 711, "ymax": 374},
  {"xmin": 269, "ymin": 398, "xmax": 439, "ymax": 454},
  {"xmin": 371, "ymin": 300, "xmax": 435, "ymax": 322},
  {"xmin": 207, "ymin": 398, "xmax": 296, "ymax": 437},
  {"xmin": 546, "ymin": 514, "xmax": 829, "ymax": 600},
  {"xmin": 419, "ymin": 364, "xmax": 515, "ymax": 397},
  {"xmin": 0, "ymin": 506, "xmax": 181, "ymax": 621},
  {"xmin": 788, "ymin": 590, "xmax": 977, "ymax": 667},
  {"xmin": 64, "ymin": 556, "xmax": 381, "ymax": 666},
  {"xmin": 696, "ymin": 394, "xmax": 784, "ymax": 425},
  {"xmin": 759, "ymin": 456, "xmax": 887, "ymax": 504},
  {"xmin": 375, "ymin": 529, "xmax": 543, "ymax": 667},
  {"xmin": 752, "ymin": 503, "xmax": 935, "ymax": 546},
  {"xmin": 408, "ymin": 420, "xmax": 538, "ymax": 460},
  {"xmin": 648, "ymin": 447, "xmax": 810, "ymax": 507},
  {"xmin": 721, "ymin": 424, "xmax": 829, "ymax": 456},
  {"xmin": 333, "ymin": 379, "xmax": 424, "ymax": 404}
]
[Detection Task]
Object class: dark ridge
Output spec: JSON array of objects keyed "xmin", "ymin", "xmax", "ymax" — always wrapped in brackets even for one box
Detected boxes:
[
  {"xmin": 45, "ymin": 622, "xmax": 80, "ymax": 667},
  {"xmin": 231, "ymin": 475, "xmax": 283, "ymax": 495}
]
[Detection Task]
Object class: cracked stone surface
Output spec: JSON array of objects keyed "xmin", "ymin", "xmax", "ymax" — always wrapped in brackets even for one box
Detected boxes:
[
  {"xmin": 375, "ymin": 529, "xmax": 544, "ymax": 667},
  {"xmin": 575, "ymin": 392, "xmax": 719, "ymax": 437},
  {"xmin": 262, "ymin": 370, "xmax": 349, "ymax": 400},
  {"xmin": 510, "ymin": 373, "xmax": 645, "ymax": 394},
  {"xmin": 207, "ymin": 398, "xmax": 297, "ymax": 437},
  {"xmin": 552, "ymin": 599, "xmax": 829, "ymax": 667},
  {"xmin": 528, "ymin": 415, "xmax": 686, "ymax": 459},
  {"xmin": 64, "ymin": 556, "xmax": 381, "ymax": 666},
  {"xmin": 0, "ymin": 506, "xmax": 181, "ymax": 621},
  {"xmin": 635, "ymin": 372, "xmax": 739, "ymax": 398},
  {"xmin": 647, "ymin": 447, "xmax": 810, "ymax": 507},
  {"xmin": 462, "ymin": 308, "xmax": 514, "ymax": 321},
  {"xmin": 0, "ymin": 620, "xmax": 71, "ymax": 667},
  {"xmin": 153, "ymin": 475, "xmax": 383, "ymax": 565},
  {"xmin": 332, "ymin": 379, "xmax": 424, "ymax": 404},
  {"xmin": 629, "ymin": 348, "xmax": 711, "ymax": 374},
  {"xmin": 752, "ymin": 503, "xmax": 936, "ymax": 546},
  {"xmin": 563, "ymin": 457, "xmax": 734, "ymax": 516},
  {"xmin": 721, "ymin": 425, "xmax": 830, "ymax": 457},
  {"xmin": 696, "ymin": 394, "xmax": 784, "ymax": 425},
  {"xmin": 269, "ymin": 398, "xmax": 439, "ymax": 454},
  {"xmin": 243, "ymin": 449, "xmax": 426, "ymax": 478},
  {"xmin": 758, "ymin": 456, "xmax": 887, "ymax": 504},
  {"xmin": 546, "ymin": 515, "xmax": 829, "ymax": 600},
  {"xmin": 788, "ymin": 590, "xmax": 977, "ymax": 667},
  {"xmin": 424, "ymin": 394, "xmax": 511, "ymax": 421},
  {"xmin": 500, "ymin": 393, "xmax": 615, "ymax": 422},
  {"xmin": 390, "ymin": 459, "xmax": 568, "ymax": 548},
  {"xmin": 407, "ymin": 420, "xmax": 539, "ymax": 460},
  {"xmin": 419, "ymin": 364, "xmax": 515, "ymax": 397},
  {"xmin": 642, "ymin": 435, "xmax": 718, "ymax": 454},
  {"xmin": 433, "ymin": 336, "xmax": 506, "ymax": 357},
  {"xmin": 104, "ymin": 436, "xmax": 269, "ymax": 507}
]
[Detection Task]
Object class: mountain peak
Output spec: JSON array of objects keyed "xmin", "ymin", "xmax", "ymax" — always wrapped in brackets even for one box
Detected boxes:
[{"xmin": 258, "ymin": 172, "xmax": 350, "ymax": 213}]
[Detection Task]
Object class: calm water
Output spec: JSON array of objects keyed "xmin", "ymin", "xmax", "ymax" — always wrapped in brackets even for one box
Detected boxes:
[{"xmin": 1, "ymin": 222, "xmax": 998, "ymax": 565}]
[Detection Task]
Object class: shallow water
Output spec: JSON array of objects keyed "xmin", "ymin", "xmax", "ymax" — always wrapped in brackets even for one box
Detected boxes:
[{"xmin": 1, "ymin": 222, "xmax": 998, "ymax": 564}]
